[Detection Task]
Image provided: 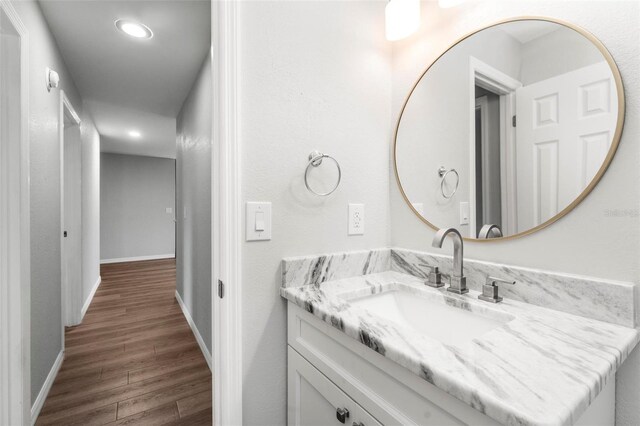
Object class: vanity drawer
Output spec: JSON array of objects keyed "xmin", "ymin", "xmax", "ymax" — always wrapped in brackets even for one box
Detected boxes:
[
  {"xmin": 288, "ymin": 346, "xmax": 382, "ymax": 426},
  {"xmin": 288, "ymin": 303, "xmax": 500, "ymax": 426}
]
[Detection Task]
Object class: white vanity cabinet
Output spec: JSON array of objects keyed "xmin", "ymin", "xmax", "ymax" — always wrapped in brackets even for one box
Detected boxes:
[
  {"xmin": 286, "ymin": 302, "xmax": 615, "ymax": 426},
  {"xmin": 289, "ymin": 348, "xmax": 381, "ymax": 426}
]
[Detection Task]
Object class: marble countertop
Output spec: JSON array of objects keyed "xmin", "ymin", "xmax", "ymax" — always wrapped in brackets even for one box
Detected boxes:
[{"xmin": 281, "ymin": 271, "xmax": 640, "ymax": 426}]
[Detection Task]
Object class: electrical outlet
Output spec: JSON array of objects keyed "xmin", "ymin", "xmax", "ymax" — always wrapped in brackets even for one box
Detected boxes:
[{"xmin": 348, "ymin": 204, "xmax": 364, "ymax": 235}]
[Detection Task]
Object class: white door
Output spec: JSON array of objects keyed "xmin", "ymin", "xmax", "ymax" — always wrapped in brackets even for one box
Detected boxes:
[
  {"xmin": 61, "ymin": 102, "xmax": 83, "ymax": 327},
  {"xmin": 515, "ymin": 61, "xmax": 617, "ymax": 232}
]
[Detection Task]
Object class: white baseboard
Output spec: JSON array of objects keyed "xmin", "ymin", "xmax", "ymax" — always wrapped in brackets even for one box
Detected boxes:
[
  {"xmin": 175, "ymin": 290, "xmax": 212, "ymax": 371},
  {"xmin": 31, "ymin": 350, "xmax": 64, "ymax": 425},
  {"xmin": 100, "ymin": 254, "xmax": 175, "ymax": 264},
  {"xmin": 80, "ymin": 276, "xmax": 101, "ymax": 321}
]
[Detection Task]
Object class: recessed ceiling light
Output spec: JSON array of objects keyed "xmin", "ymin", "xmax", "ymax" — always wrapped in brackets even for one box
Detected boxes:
[
  {"xmin": 115, "ymin": 19, "xmax": 153, "ymax": 39},
  {"xmin": 128, "ymin": 130, "xmax": 141, "ymax": 138}
]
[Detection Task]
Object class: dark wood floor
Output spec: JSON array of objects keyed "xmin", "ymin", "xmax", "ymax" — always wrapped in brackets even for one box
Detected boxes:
[{"xmin": 36, "ymin": 258, "xmax": 212, "ymax": 425}]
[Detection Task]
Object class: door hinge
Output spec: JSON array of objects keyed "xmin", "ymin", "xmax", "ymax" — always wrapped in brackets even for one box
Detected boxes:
[
  {"xmin": 218, "ymin": 279, "xmax": 224, "ymax": 299},
  {"xmin": 512, "ymin": 115, "xmax": 517, "ymax": 127}
]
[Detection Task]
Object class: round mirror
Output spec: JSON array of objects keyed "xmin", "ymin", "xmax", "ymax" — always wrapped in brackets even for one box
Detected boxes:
[{"xmin": 394, "ymin": 17, "xmax": 624, "ymax": 241}]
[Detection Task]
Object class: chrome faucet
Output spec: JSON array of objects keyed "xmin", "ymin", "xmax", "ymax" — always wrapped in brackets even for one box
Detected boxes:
[
  {"xmin": 432, "ymin": 228, "xmax": 468, "ymax": 294},
  {"xmin": 478, "ymin": 224, "xmax": 503, "ymax": 239}
]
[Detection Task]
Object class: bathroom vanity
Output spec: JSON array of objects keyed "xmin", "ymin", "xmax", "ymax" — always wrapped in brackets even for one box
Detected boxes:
[{"xmin": 281, "ymin": 249, "xmax": 639, "ymax": 426}]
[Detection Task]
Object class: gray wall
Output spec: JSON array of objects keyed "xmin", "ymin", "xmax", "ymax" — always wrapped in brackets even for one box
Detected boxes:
[
  {"xmin": 176, "ymin": 54, "xmax": 212, "ymax": 353},
  {"xmin": 100, "ymin": 153, "xmax": 176, "ymax": 261},
  {"xmin": 236, "ymin": 2, "xmax": 391, "ymax": 423},
  {"xmin": 390, "ymin": 1, "xmax": 639, "ymax": 424},
  {"xmin": 11, "ymin": 0, "xmax": 101, "ymax": 404}
]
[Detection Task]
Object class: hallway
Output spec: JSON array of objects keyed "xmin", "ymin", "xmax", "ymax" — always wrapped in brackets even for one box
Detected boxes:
[{"xmin": 36, "ymin": 259, "xmax": 212, "ymax": 425}]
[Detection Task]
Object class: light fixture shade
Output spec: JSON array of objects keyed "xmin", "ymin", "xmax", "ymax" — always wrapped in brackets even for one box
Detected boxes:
[
  {"xmin": 115, "ymin": 19, "xmax": 153, "ymax": 39},
  {"xmin": 438, "ymin": 0, "xmax": 467, "ymax": 8},
  {"xmin": 385, "ymin": 0, "xmax": 421, "ymax": 41}
]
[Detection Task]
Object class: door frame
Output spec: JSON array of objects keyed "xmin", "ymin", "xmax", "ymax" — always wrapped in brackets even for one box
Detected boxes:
[
  {"xmin": 0, "ymin": 1, "xmax": 30, "ymax": 424},
  {"xmin": 59, "ymin": 91, "xmax": 82, "ymax": 330},
  {"xmin": 212, "ymin": 0, "xmax": 243, "ymax": 424},
  {"xmin": 468, "ymin": 57, "xmax": 521, "ymax": 237},
  {"xmin": 474, "ymin": 95, "xmax": 489, "ymax": 231}
]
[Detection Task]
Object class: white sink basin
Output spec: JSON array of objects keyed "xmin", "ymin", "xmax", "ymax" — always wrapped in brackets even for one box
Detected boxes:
[{"xmin": 347, "ymin": 289, "xmax": 513, "ymax": 347}]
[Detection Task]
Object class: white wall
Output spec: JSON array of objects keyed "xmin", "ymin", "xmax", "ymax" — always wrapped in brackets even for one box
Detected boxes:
[
  {"xmin": 11, "ymin": 0, "xmax": 101, "ymax": 404},
  {"xmin": 176, "ymin": 53, "xmax": 212, "ymax": 353},
  {"xmin": 390, "ymin": 1, "xmax": 639, "ymax": 424},
  {"xmin": 100, "ymin": 153, "xmax": 175, "ymax": 262},
  {"xmin": 80, "ymin": 109, "xmax": 100, "ymax": 304},
  {"xmin": 237, "ymin": 1, "xmax": 391, "ymax": 423}
]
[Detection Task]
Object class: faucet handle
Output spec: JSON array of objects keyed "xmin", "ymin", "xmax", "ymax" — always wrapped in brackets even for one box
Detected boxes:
[
  {"xmin": 479, "ymin": 276, "xmax": 515, "ymax": 303},
  {"xmin": 485, "ymin": 276, "xmax": 515, "ymax": 286},
  {"xmin": 425, "ymin": 266, "xmax": 444, "ymax": 288}
]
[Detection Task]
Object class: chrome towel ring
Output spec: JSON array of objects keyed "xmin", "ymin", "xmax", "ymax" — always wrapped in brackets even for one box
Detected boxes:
[
  {"xmin": 438, "ymin": 166, "xmax": 459, "ymax": 199},
  {"xmin": 305, "ymin": 150, "xmax": 342, "ymax": 196}
]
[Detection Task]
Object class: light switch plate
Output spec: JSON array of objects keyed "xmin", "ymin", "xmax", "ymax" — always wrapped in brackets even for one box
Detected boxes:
[
  {"xmin": 348, "ymin": 204, "xmax": 364, "ymax": 235},
  {"xmin": 246, "ymin": 202, "xmax": 272, "ymax": 241},
  {"xmin": 459, "ymin": 201, "xmax": 469, "ymax": 225}
]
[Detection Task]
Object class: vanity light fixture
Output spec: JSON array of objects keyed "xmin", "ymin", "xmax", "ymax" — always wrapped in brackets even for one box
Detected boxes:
[
  {"xmin": 115, "ymin": 19, "xmax": 153, "ymax": 39},
  {"xmin": 385, "ymin": 0, "xmax": 420, "ymax": 41},
  {"xmin": 128, "ymin": 130, "xmax": 141, "ymax": 138}
]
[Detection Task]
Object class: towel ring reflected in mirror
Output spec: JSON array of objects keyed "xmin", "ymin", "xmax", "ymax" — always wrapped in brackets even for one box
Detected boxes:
[
  {"xmin": 438, "ymin": 166, "xmax": 459, "ymax": 199},
  {"xmin": 304, "ymin": 150, "xmax": 342, "ymax": 196}
]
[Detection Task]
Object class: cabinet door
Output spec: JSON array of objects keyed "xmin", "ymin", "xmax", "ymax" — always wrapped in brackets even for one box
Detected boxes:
[{"xmin": 288, "ymin": 347, "xmax": 381, "ymax": 426}]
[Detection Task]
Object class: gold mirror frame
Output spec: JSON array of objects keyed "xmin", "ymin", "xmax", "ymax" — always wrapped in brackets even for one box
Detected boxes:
[{"xmin": 393, "ymin": 16, "xmax": 626, "ymax": 242}]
